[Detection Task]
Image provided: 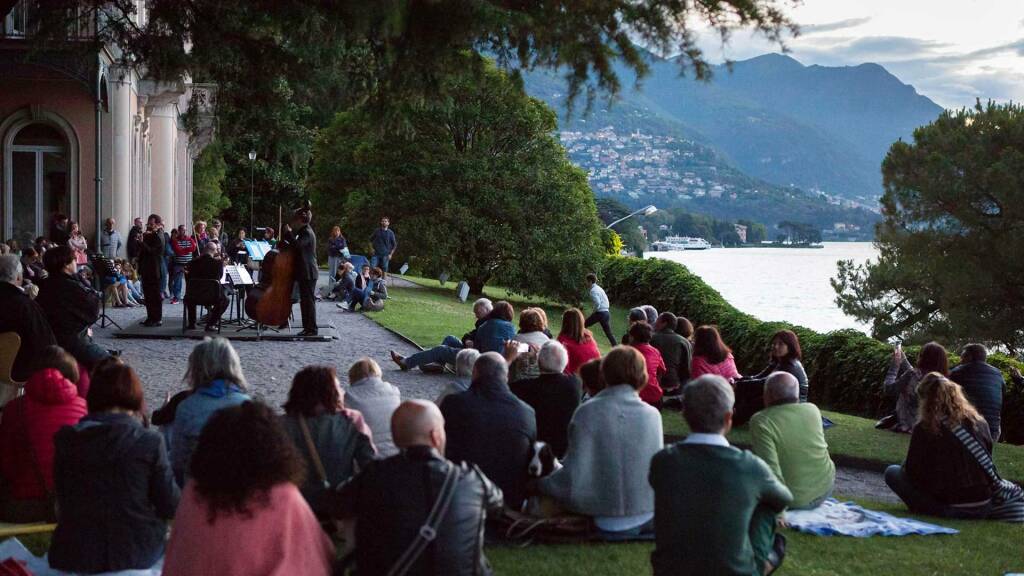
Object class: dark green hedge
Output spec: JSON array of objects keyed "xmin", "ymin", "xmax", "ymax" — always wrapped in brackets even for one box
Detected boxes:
[{"xmin": 600, "ymin": 256, "xmax": 1024, "ymax": 445}]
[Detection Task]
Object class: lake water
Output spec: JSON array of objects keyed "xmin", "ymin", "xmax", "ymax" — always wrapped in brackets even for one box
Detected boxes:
[{"xmin": 647, "ymin": 242, "xmax": 878, "ymax": 333}]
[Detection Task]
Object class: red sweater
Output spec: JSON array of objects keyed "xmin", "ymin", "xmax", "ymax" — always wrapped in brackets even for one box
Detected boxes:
[
  {"xmin": 557, "ymin": 334, "xmax": 602, "ymax": 376},
  {"xmin": 0, "ymin": 369, "xmax": 87, "ymax": 499},
  {"xmin": 690, "ymin": 353, "xmax": 742, "ymax": 381},
  {"xmin": 631, "ymin": 343, "xmax": 666, "ymax": 406}
]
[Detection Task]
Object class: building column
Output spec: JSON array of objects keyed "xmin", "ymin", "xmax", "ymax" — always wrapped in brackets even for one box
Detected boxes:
[
  {"xmin": 147, "ymin": 103, "xmax": 176, "ymax": 225},
  {"xmin": 110, "ymin": 67, "xmax": 133, "ymax": 247}
]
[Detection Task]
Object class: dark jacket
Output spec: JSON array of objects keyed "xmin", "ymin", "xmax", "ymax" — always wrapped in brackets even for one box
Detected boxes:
[
  {"xmin": 35, "ymin": 273, "xmax": 100, "ymax": 348},
  {"xmin": 473, "ymin": 319, "xmax": 516, "ymax": 355},
  {"xmin": 370, "ymin": 227, "xmax": 397, "ymax": 256},
  {"xmin": 462, "ymin": 317, "xmax": 487, "ymax": 347},
  {"xmin": 905, "ymin": 419, "xmax": 993, "ymax": 505},
  {"xmin": 649, "ymin": 443, "xmax": 792, "ymax": 576},
  {"xmin": 327, "ymin": 236, "xmax": 348, "ymax": 258},
  {"xmin": 650, "ymin": 328, "xmax": 691, "ymax": 391},
  {"xmin": 333, "ymin": 446, "xmax": 503, "ymax": 576},
  {"xmin": 283, "ymin": 224, "xmax": 318, "ymax": 281},
  {"xmin": 138, "ymin": 230, "xmax": 165, "ymax": 285},
  {"xmin": 126, "ymin": 225, "xmax": 144, "ymax": 259},
  {"xmin": 754, "ymin": 358, "xmax": 809, "ymax": 403},
  {"xmin": 187, "ymin": 254, "xmax": 225, "ymax": 282},
  {"xmin": 510, "ymin": 373, "xmax": 581, "ymax": 458},
  {"xmin": 49, "ymin": 413, "xmax": 180, "ymax": 573},
  {"xmin": 950, "ymin": 361, "xmax": 1004, "ymax": 440},
  {"xmin": 280, "ymin": 412, "xmax": 375, "ymax": 518},
  {"xmin": 440, "ymin": 378, "xmax": 536, "ymax": 510},
  {"xmin": 0, "ymin": 282, "xmax": 56, "ymax": 381}
]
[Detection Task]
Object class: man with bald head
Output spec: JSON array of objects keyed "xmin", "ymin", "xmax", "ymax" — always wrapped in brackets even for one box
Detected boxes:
[
  {"xmin": 750, "ymin": 371, "xmax": 835, "ymax": 510},
  {"xmin": 331, "ymin": 400, "xmax": 503, "ymax": 575}
]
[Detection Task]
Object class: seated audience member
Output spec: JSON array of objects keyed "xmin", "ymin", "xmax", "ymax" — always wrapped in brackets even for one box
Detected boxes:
[
  {"xmin": 556, "ymin": 308, "xmax": 602, "ymax": 376},
  {"xmin": 185, "ymin": 242, "xmax": 230, "ymax": 331},
  {"xmin": 620, "ymin": 307, "xmax": 649, "ymax": 344},
  {"xmin": 341, "ymin": 264, "xmax": 370, "ymax": 309},
  {"xmin": 510, "ymin": 341, "xmax": 581, "ymax": 458},
  {"xmin": 885, "ymin": 373, "xmax": 1024, "ymax": 522},
  {"xmin": 163, "ymin": 402, "xmax": 335, "ymax": 576},
  {"xmin": 391, "ymin": 300, "xmax": 495, "ymax": 372},
  {"xmin": 734, "ymin": 329, "xmax": 809, "ymax": 426},
  {"xmin": 474, "ymin": 301, "xmax": 517, "ymax": 354},
  {"xmin": 750, "ymin": 372, "xmax": 835, "ymax": 509},
  {"xmin": 689, "ymin": 325, "xmax": 742, "ymax": 382},
  {"xmin": 49, "ymin": 359, "xmax": 179, "ymax": 573},
  {"xmin": 448, "ymin": 297, "xmax": 494, "ymax": 349},
  {"xmin": 331, "ymin": 400, "xmax": 503, "ymax": 575},
  {"xmin": 650, "ymin": 375, "xmax": 792, "ymax": 575},
  {"xmin": 441, "ymin": 352, "xmax": 536, "ymax": 510},
  {"xmin": 331, "ymin": 261, "xmax": 357, "ymax": 304},
  {"xmin": 650, "ymin": 312, "xmax": 691, "ymax": 395},
  {"xmin": 881, "ymin": 341, "xmax": 948, "ymax": 433},
  {"xmin": 675, "ymin": 315, "xmax": 694, "ymax": 341},
  {"xmin": 35, "ymin": 245, "xmax": 110, "ymax": 369},
  {"xmin": 509, "ymin": 307, "xmax": 550, "ymax": 383},
  {"xmin": 0, "ymin": 347, "xmax": 86, "ymax": 522},
  {"xmin": 628, "ymin": 322, "xmax": 666, "ymax": 406},
  {"xmin": 0, "ymin": 254, "xmax": 56, "ymax": 383},
  {"xmin": 280, "ymin": 365, "xmax": 375, "ymax": 518},
  {"xmin": 578, "ymin": 358, "xmax": 606, "ymax": 402},
  {"xmin": 169, "ymin": 337, "xmax": 251, "ymax": 485},
  {"xmin": 343, "ymin": 357, "xmax": 401, "ymax": 457},
  {"xmin": 19, "ymin": 247, "xmax": 46, "ymax": 285},
  {"xmin": 540, "ymin": 346, "xmax": 662, "ymax": 536},
  {"xmin": 435, "ymin": 348, "xmax": 480, "ymax": 405},
  {"xmin": 950, "ymin": 343, "xmax": 1005, "ymax": 441},
  {"xmin": 641, "ymin": 305, "xmax": 659, "ymax": 326},
  {"xmin": 35, "ymin": 344, "xmax": 89, "ymax": 398},
  {"xmin": 349, "ymin": 266, "xmax": 388, "ymax": 312}
]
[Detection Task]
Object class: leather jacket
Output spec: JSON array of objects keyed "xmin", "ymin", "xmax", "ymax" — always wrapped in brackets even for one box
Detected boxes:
[{"xmin": 332, "ymin": 445, "xmax": 503, "ymax": 576}]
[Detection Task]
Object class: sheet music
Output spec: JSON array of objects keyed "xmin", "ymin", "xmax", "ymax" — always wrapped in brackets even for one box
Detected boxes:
[
  {"xmin": 224, "ymin": 264, "xmax": 255, "ymax": 286},
  {"xmin": 243, "ymin": 240, "xmax": 268, "ymax": 261}
]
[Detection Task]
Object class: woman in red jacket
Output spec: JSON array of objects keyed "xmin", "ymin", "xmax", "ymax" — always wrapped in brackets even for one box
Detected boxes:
[
  {"xmin": 0, "ymin": 346, "xmax": 87, "ymax": 521},
  {"xmin": 689, "ymin": 325, "xmax": 742, "ymax": 382},
  {"xmin": 557, "ymin": 308, "xmax": 602, "ymax": 376}
]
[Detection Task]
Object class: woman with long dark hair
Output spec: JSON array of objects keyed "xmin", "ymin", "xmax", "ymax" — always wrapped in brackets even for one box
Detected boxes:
[
  {"xmin": 881, "ymin": 341, "xmax": 949, "ymax": 433},
  {"xmin": 280, "ymin": 365, "xmax": 375, "ymax": 517},
  {"xmin": 885, "ymin": 373, "xmax": 1024, "ymax": 522},
  {"xmin": 689, "ymin": 325, "xmax": 741, "ymax": 382},
  {"xmin": 751, "ymin": 330, "xmax": 809, "ymax": 401},
  {"xmin": 557, "ymin": 308, "xmax": 602, "ymax": 376},
  {"xmin": 163, "ymin": 401, "xmax": 335, "ymax": 575}
]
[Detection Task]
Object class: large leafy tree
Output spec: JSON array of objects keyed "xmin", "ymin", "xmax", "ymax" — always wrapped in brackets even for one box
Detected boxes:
[
  {"xmin": 832, "ymin": 102, "xmax": 1024, "ymax": 353},
  {"xmin": 310, "ymin": 57, "xmax": 604, "ymax": 301}
]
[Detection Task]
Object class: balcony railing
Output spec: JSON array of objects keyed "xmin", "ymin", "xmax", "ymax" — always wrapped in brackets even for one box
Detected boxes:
[{"xmin": 2, "ymin": 0, "xmax": 96, "ymax": 40}]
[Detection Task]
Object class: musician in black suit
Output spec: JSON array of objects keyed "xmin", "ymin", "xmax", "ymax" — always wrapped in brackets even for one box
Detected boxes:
[
  {"xmin": 138, "ymin": 214, "xmax": 166, "ymax": 326},
  {"xmin": 185, "ymin": 243, "xmax": 230, "ymax": 331},
  {"xmin": 282, "ymin": 201, "xmax": 318, "ymax": 336}
]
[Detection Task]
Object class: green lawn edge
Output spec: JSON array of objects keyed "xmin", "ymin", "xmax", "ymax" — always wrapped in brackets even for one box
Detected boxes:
[{"xmin": 371, "ymin": 277, "xmax": 1024, "ymax": 482}]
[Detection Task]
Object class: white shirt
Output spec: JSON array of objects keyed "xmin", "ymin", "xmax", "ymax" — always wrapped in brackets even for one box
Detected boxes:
[
  {"xmin": 589, "ymin": 283, "xmax": 610, "ymax": 312},
  {"xmin": 682, "ymin": 433, "xmax": 730, "ymax": 447}
]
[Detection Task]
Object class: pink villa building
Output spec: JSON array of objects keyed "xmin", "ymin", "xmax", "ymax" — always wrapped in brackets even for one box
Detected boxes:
[{"xmin": 0, "ymin": 0, "xmax": 212, "ymax": 251}]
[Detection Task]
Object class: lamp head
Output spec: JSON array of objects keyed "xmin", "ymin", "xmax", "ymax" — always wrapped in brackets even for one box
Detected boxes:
[
  {"xmin": 248, "ymin": 150, "xmax": 257, "ymax": 161},
  {"xmin": 642, "ymin": 205, "xmax": 657, "ymax": 216}
]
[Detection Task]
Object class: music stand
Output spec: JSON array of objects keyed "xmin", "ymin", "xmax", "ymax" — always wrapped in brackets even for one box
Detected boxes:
[
  {"xmin": 220, "ymin": 264, "xmax": 260, "ymax": 336},
  {"xmin": 89, "ymin": 253, "xmax": 122, "ymax": 330}
]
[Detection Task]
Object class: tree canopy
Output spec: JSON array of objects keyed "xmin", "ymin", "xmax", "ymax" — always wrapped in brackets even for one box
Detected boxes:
[
  {"xmin": 832, "ymin": 102, "xmax": 1024, "ymax": 353},
  {"xmin": 310, "ymin": 57, "xmax": 604, "ymax": 302}
]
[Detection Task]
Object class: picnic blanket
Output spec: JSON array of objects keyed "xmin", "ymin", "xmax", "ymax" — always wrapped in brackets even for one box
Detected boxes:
[
  {"xmin": 0, "ymin": 539, "xmax": 162, "ymax": 576},
  {"xmin": 783, "ymin": 498, "xmax": 958, "ymax": 537}
]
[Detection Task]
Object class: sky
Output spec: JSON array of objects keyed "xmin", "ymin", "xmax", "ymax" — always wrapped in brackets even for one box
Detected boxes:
[{"xmin": 692, "ymin": 0, "xmax": 1024, "ymax": 109}]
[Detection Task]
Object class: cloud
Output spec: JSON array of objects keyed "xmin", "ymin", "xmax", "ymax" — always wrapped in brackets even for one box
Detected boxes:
[{"xmin": 799, "ymin": 17, "xmax": 872, "ymax": 35}]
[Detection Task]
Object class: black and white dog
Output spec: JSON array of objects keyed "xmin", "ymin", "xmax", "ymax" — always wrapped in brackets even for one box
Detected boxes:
[{"xmin": 527, "ymin": 441, "xmax": 562, "ymax": 478}]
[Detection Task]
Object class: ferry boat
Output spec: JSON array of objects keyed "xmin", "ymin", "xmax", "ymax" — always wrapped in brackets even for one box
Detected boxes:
[{"xmin": 650, "ymin": 236, "xmax": 712, "ymax": 251}]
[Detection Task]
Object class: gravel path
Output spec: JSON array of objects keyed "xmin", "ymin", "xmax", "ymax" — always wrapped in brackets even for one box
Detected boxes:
[{"xmin": 90, "ymin": 272, "xmax": 894, "ymax": 504}]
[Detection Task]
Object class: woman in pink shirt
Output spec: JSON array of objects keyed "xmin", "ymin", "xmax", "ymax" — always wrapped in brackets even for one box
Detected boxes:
[
  {"xmin": 163, "ymin": 401, "xmax": 334, "ymax": 576},
  {"xmin": 689, "ymin": 325, "xmax": 742, "ymax": 382},
  {"xmin": 627, "ymin": 322, "xmax": 666, "ymax": 406},
  {"xmin": 557, "ymin": 308, "xmax": 602, "ymax": 376}
]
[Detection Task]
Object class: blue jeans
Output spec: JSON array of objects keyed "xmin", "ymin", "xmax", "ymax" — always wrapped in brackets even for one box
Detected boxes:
[
  {"xmin": 405, "ymin": 345, "xmax": 460, "ymax": 369},
  {"xmin": 442, "ymin": 335, "xmax": 464, "ymax": 349},
  {"xmin": 348, "ymin": 287, "xmax": 368, "ymax": 310},
  {"xmin": 159, "ymin": 258, "xmax": 169, "ymax": 296},
  {"xmin": 371, "ymin": 254, "xmax": 390, "ymax": 274},
  {"xmin": 171, "ymin": 267, "xmax": 185, "ymax": 299}
]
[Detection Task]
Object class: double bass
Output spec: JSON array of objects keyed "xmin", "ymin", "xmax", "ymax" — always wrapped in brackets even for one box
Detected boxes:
[{"xmin": 247, "ymin": 243, "xmax": 295, "ymax": 327}]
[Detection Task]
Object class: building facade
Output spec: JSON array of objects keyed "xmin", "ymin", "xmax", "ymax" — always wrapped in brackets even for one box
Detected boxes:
[{"xmin": 0, "ymin": 0, "xmax": 211, "ymax": 253}]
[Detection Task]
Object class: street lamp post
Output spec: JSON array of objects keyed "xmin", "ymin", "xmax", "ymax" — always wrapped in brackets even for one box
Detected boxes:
[
  {"xmin": 605, "ymin": 204, "xmax": 657, "ymax": 229},
  {"xmin": 248, "ymin": 150, "xmax": 256, "ymax": 233}
]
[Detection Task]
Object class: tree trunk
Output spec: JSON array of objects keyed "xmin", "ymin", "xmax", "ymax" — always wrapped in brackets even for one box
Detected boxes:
[{"xmin": 467, "ymin": 277, "xmax": 487, "ymax": 296}]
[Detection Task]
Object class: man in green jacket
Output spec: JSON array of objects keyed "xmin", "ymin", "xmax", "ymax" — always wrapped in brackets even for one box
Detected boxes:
[
  {"xmin": 750, "ymin": 371, "xmax": 836, "ymax": 509},
  {"xmin": 650, "ymin": 375, "xmax": 792, "ymax": 576},
  {"xmin": 650, "ymin": 312, "xmax": 692, "ymax": 395}
]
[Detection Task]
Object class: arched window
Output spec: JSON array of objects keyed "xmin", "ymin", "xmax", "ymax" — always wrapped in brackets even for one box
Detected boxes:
[{"xmin": 9, "ymin": 123, "xmax": 70, "ymax": 246}]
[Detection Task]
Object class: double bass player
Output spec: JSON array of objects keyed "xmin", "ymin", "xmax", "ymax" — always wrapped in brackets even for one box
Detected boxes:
[{"xmin": 282, "ymin": 201, "xmax": 318, "ymax": 336}]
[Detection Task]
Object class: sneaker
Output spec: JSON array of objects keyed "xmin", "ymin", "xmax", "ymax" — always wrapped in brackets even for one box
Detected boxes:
[
  {"xmin": 170, "ymin": 298, "xmax": 179, "ymax": 305},
  {"xmin": 336, "ymin": 302, "xmax": 349, "ymax": 310}
]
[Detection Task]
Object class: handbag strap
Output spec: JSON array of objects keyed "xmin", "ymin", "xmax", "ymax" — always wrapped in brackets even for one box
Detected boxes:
[
  {"xmin": 948, "ymin": 421, "xmax": 1002, "ymax": 486},
  {"xmin": 387, "ymin": 461, "xmax": 460, "ymax": 576},
  {"xmin": 19, "ymin": 399, "xmax": 53, "ymax": 500},
  {"xmin": 297, "ymin": 416, "xmax": 330, "ymax": 489}
]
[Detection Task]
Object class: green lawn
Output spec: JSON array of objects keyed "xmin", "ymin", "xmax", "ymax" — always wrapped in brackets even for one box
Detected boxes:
[{"xmin": 486, "ymin": 498, "xmax": 1024, "ymax": 575}]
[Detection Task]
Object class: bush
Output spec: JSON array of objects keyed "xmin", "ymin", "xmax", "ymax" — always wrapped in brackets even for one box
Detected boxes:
[{"xmin": 600, "ymin": 256, "xmax": 1024, "ymax": 444}]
